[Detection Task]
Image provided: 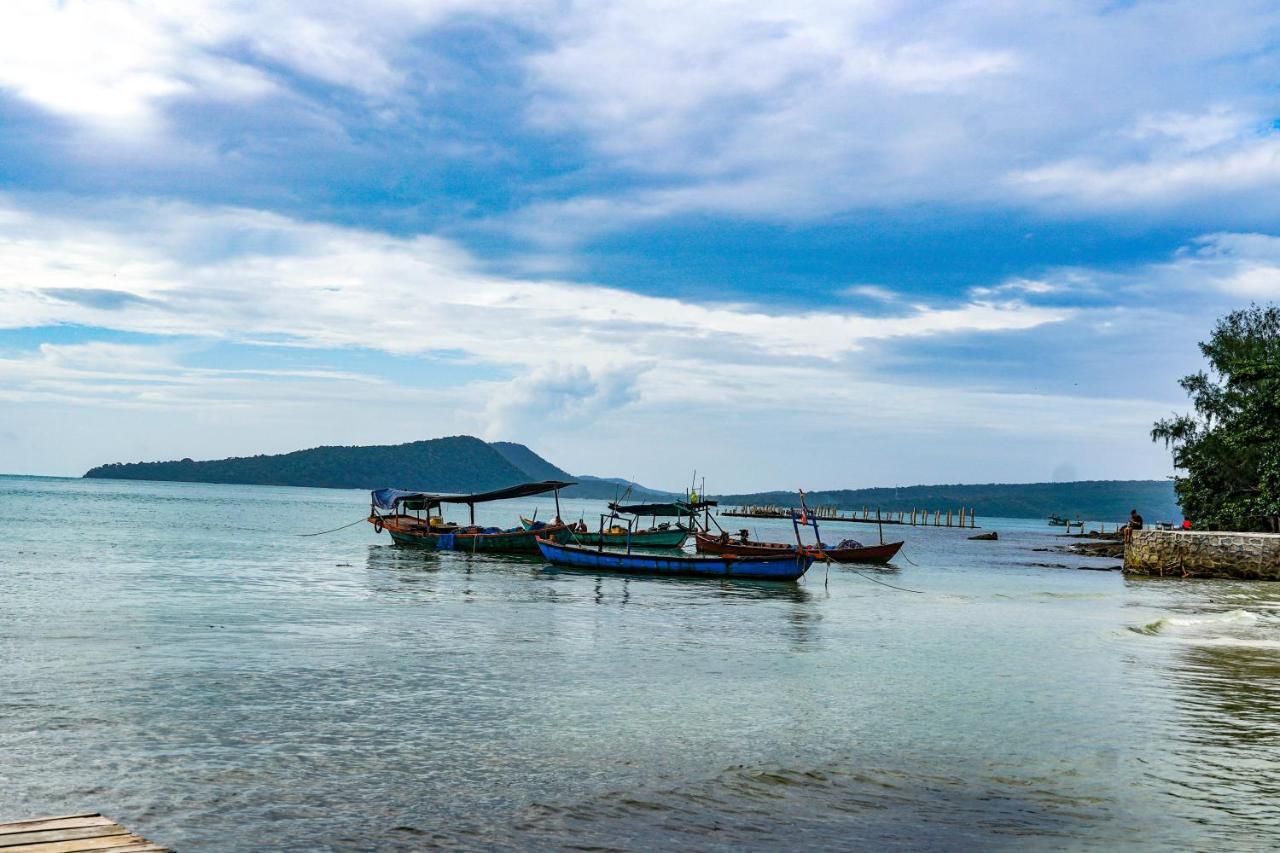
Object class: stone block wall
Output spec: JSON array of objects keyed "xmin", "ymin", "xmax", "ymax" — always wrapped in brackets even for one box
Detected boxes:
[{"xmin": 1125, "ymin": 529, "xmax": 1280, "ymax": 580}]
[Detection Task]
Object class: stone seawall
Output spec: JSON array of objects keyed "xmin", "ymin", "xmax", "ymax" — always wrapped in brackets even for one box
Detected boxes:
[{"xmin": 1125, "ymin": 529, "xmax": 1280, "ymax": 580}]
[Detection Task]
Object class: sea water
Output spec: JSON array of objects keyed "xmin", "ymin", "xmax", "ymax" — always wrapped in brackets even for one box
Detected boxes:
[{"xmin": 1, "ymin": 475, "xmax": 1278, "ymax": 850}]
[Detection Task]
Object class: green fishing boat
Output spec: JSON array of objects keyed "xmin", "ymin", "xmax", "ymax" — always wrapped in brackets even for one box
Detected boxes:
[
  {"xmin": 524, "ymin": 497, "xmax": 716, "ymax": 549},
  {"xmin": 522, "ymin": 516, "xmax": 691, "ymax": 548}
]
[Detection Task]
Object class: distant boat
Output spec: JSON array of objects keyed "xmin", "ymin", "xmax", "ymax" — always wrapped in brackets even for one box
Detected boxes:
[
  {"xmin": 368, "ymin": 480, "xmax": 576, "ymax": 554},
  {"xmin": 1048, "ymin": 515, "xmax": 1081, "ymax": 527},
  {"xmin": 692, "ymin": 531, "xmax": 904, "ymax": 564},
  {"xmin": 535, "ymin": 537, "xmax": 814, "ymax": 581}
]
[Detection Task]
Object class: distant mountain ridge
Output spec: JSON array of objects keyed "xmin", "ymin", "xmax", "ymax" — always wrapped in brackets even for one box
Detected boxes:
[
  {"xmin": 84, "ymin": 435, "xmax": 673, "ymax": 500},
  {"xmin": 713, "ymin": 479, "xmax": 1181, "ymax": 523},
  {"xmin": 83, "ymin": 437, "xmax": 1178, "ymax": 521},
  {"xmin": 84, "ymin": 435, "xmax": 530, "ymax": 492}
]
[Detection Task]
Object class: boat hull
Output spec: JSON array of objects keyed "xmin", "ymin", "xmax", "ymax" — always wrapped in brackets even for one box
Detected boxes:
[
  {"xmin": 818, "ymin": 540, "xmax": 904, "ymax": 564},
  {"xmin": 693, "ymin": 532, "xmax": 904, "ymax": 564},
  {"xmin": 536, "ymin": 537, "xmax": 812, "ymax": 581},
  {"xmin": 374, "ymin": 516, "xmax": 572, "ymax": 554},
  {"xmin": 693, "ymin": 532, "xmax": 795, "ymax": 557}
]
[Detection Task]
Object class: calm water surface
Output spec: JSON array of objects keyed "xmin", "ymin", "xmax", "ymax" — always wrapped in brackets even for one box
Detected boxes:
[{"xmin": 2, "ymin": 476, "xmax": 1278, "ymax": 850}]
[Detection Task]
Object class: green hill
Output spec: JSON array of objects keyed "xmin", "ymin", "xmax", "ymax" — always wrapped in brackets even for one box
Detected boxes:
[
  {"xmin": 714, "ymin": 479, "xmax": 1181, "ymax": 523},
  {"xmin": 84, "ymin": 435, "xmax": 533, "ymax": 492},
  {"xmin": 85, "ymin": 435, "xmax": 674, "ymax": 500},
  {"xmin": 84, "ymin": 438, "xmax": 1178, "ymax": 522}
]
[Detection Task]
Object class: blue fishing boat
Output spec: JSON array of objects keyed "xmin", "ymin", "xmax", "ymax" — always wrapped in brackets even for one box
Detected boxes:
[{"xmin": 535, "ymin": 537, "xmax": 814, "ymax": 581}]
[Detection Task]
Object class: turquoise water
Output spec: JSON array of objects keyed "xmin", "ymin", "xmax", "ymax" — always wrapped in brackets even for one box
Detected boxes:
[{"xmin": 2, "ymin": 475, "xmax": 1278, "ymax": 850}]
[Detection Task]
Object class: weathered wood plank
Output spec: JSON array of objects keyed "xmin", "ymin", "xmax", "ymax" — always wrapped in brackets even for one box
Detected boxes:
[
  {"xmin": 0, "ymin": 826, "xmax": 128, "ymax": 848},
  {"xmin": 91, "ymin": 846, "xmax": 166, "ymax": 853},
  {"xmin": 0, "ymin": 834, "xmax": 145, "ymax": 853},
  {"xmin": 0, "ymin": 818, "xmax": 109, "ymax": 837}
]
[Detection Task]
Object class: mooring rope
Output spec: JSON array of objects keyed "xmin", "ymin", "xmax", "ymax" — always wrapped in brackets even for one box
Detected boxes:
[
  {"xmin": 297, "ymin": 517, "xmax": 369, "ymax": 537},
  {"xmin": 844, "ymin": 566, "xmax": 925, "ymax": 594}
]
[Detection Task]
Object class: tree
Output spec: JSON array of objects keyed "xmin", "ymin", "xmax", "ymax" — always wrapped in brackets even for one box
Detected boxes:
[{"xmin": 1152, "ymin": 305, "xmax": 1280, "ymax": 531}]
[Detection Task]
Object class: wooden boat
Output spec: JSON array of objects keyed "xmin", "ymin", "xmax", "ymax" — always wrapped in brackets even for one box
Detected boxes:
[
  {"xmin": 535, "ymin": 537, "xmax": 814, "ymax": 581},
  {"xmin": 693, "ymin": 531, "xmax": 904, "ymax": 564},
  {"xmin": 819, "ymin": 540, "xmax": 904, "ymax": 564},
  {"xmin": 521, "ymin": 516, "xmax": 690, "ymax": 548},
  {"xmin": 368, "ymin": 480, "xmax": 575, "ymax": 554}
]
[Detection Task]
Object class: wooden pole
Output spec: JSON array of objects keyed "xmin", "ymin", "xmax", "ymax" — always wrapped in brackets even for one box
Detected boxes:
[{"xmin": 877, "ymin": 506, "xmax": 884, "ymax": 545}]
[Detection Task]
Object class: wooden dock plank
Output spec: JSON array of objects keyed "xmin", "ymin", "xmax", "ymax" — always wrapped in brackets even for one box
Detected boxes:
[
  {"xmin": 0, "ymin": 819, "xmax": 111, "ymax": 837},
  {"xmin": 0, "ymin": 827, "xmax": 129, "ymax": 849},
  {"xmin": 0, "ymin": 816, "xmax": 167, "ymax": 853},
  {"xmin": 0, "ymin": 826, "xmax": 130, "ymax": 849},
  {"xmin": 0, "ymin": 834, "xmax": 147, "ymax": 853}
]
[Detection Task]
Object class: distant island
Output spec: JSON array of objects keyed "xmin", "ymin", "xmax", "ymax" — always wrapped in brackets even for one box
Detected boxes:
[
  {"xmin": 83, "ymin": 435, "xmax": 672, "ymax": 501},
  {"xmin": 716, "ymin": 480, "xmax": 1181, "ymax": 524},
  {"xmin": 84, "ymin": 435, "xmax": 1180, "ymax": 521}
]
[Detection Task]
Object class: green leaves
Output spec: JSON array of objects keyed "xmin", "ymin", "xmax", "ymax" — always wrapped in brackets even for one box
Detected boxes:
[{"xmin": 1154, "ymin": 304, "xmax": 1280, "ymax": 532}]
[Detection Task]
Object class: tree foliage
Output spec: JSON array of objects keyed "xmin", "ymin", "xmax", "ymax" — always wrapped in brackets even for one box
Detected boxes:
[{"xmin": 1152, "ymin": 305, "xmax": 1280, "ymax": 532}]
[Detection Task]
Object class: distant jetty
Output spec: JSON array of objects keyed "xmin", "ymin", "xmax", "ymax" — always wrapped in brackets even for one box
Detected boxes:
[{"xmin": 721, "ymin": 505, "xmax": 978, "ymax": 529}]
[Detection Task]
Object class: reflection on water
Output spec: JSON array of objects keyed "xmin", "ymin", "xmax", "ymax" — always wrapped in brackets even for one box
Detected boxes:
[{"xmin": 3, "ymin": 476, "xmax": 1280, "ymax": 850}]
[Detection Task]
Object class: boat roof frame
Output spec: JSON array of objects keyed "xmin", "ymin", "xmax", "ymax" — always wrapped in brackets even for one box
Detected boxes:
[{"xmin": 373, "ymin": 480, "xmax": 576, "ymax": 511}]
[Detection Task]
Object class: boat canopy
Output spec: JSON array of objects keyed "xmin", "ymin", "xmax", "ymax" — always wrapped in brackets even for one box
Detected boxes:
[
  {"xmin": 372, "ymin": 480, "xmax": 576, "ymax": 511},
  {"xmin": 609, "ymin": 500, "xmax": 718, "ymax": 517}
]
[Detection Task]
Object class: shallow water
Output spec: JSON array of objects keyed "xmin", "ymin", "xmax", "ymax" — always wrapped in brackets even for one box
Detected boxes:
[{"xmin": 2, "ymin": 476, "xmax": 1278, "ymax": 850}]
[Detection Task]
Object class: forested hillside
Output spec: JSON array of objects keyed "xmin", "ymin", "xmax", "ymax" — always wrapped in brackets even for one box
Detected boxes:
[
  {"xmin": 85, "ymin": 435, "xmax": 532, "ymax": 492},
  {"xmin": 715, "ymin": 479, "xmax": 1181, "ymax": 523}
]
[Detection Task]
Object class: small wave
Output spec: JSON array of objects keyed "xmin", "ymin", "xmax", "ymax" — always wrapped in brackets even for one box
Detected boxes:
[
  {"xmin": 1166, "ymin": 610, "xmax": 1260, "ymax": 628},
  {"xmin": 1130, "ymin": 610, "xmax": 1262, "ymax": 636}
]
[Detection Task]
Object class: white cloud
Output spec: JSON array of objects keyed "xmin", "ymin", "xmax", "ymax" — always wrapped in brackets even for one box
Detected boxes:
[
  {"xmin": 0, "ymin": 0, "xmax": 518, "ymax": 129},
  {"xmin": 1011, "ymin": 132, "xmax": 1280, "ymax": 211},
  {"xmin": 0, "ymin": 197, "xmax": 1068, "ymax": 372},
  {"xmin": 2, "ymin": 1, "xmax": 1277, "ymax": 228},
  {"xmin": 0, "ymin": 195, "xmax": 1091, "ymax": 478},
  {"xmin": 508, "ymin": 1, "xmax": 1280, "ymax": 235},
  {"xmin": 482, "ymin": 362, "xmax": 648, "ymax": 440}
]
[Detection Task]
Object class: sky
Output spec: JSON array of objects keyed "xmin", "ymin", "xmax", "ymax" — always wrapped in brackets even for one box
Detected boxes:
[{"xmin": 2, "ymin": 1, "xmax": 1279, "ymax": 491}]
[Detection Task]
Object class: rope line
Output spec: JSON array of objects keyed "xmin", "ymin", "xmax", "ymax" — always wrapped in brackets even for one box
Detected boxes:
[
  {"xmin": 297, "ymin": 517, "xmax": 369, "ymax": 537},
  {"xmin": 844, "ymin": 566, "xmax": 926, "ymax": 594}
]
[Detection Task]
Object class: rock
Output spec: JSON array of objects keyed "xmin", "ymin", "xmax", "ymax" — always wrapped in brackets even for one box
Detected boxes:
[
  {"xmin": 1068, "ymin": 540, "xmax": 1124, "ymax": 558},
  {"xmin": 969, "ymin": 531, "xmax": 998, "ymax": 541}
]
